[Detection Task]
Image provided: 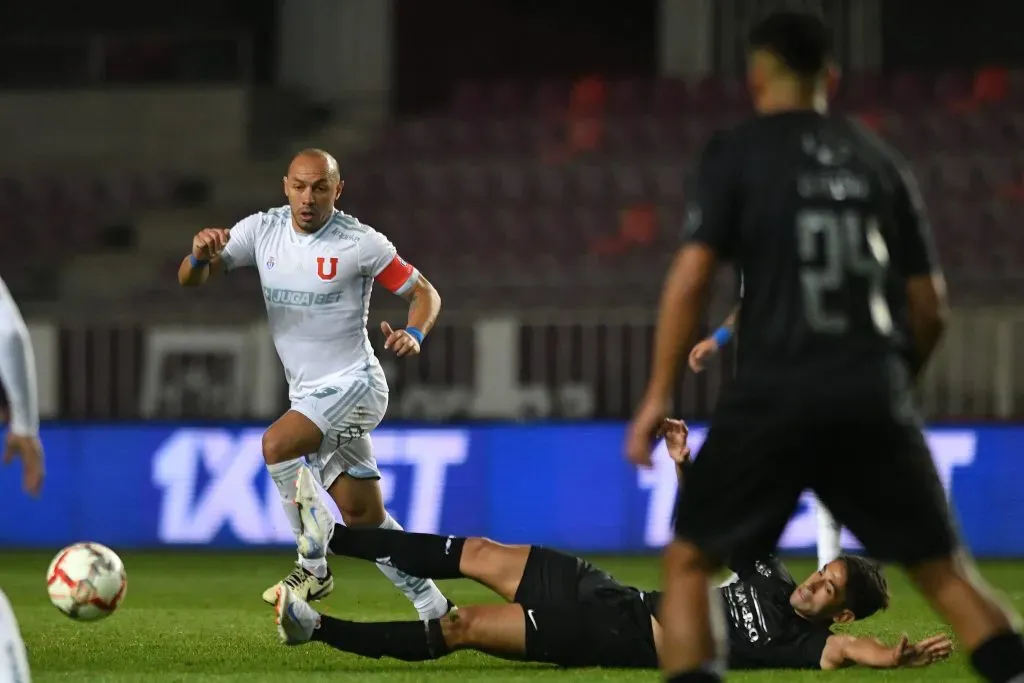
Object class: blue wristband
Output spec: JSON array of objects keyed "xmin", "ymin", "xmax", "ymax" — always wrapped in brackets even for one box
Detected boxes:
[
  {"xmin": 711, "ymin": 326, "xmax": 733, "ymax": 347},
  {"xmin": 405, "ymin": 326, "xmax": 424, "ymax": 344},
  {"xmin": 189, "ymin": 254, "xmax": 210, "ymax": 268}
]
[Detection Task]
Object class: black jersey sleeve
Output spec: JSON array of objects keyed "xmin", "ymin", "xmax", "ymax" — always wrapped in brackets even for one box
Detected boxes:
[
  {"xmin": 683, "ymin": 132, "xmax": 741, "ymax": 260},
  {"xmin": 893, "ymin": 164, "xmax": 941, "ymax": 277}
]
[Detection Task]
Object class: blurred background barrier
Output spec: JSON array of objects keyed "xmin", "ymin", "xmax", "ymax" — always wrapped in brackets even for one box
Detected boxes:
[{"xmin": 0, "ymin": 421, "xmax": 1014, "ymax": 555}]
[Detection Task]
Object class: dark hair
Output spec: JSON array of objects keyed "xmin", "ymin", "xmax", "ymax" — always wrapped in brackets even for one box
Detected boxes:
[
  {"xmin": 840, "ymin": 555, "xmax": 889, "ymax": 620},
  {"xmin": 747, "ymin": 11, "xmax": 833, "ymax": 77}
]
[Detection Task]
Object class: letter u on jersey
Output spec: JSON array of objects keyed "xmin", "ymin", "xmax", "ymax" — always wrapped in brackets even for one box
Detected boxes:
[{"xmin": 316, "ymin": 256, "xmax": 338, "ymax": 281}]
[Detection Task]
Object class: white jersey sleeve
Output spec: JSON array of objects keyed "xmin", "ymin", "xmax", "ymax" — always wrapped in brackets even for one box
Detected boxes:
[
  {"xmin": 218, "ymin": 213, "xmax": 263, "ymax": 271},
  {"xmin": 0, "ymin": 277, "xmax": 39, "ymax": 436},
  {"xmin": 357, "ymin": 227, "xmax": 398, "ymax": 277},
  {"xmin": 0, "ymin": 589, "xmax": 30, "ymax": 683},
  {"xmin": 357, "ymin": 227, "xmax": 419, "ymax": 296}
]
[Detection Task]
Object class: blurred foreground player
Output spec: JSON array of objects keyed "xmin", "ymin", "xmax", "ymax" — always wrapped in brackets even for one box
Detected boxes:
[
  {"xmin": 0, "ymin": 275, "xmax": 42, "ymax": 682},
  {"xmin": 274, "ymin": 419, "xmax": 952, "ymax": 672},
  {"xmin": 625, "ymin": 12, "xmax": 1024, "ymax": 683},
  {"xmin": 691, "ymin": 303, "xmax": 843, "ymax": 571},
  {"xmin": 0, "ymin": 276, "xmax": 44, "ymax": 497},
  {"xmin": 178, "ymin": 149, "xmax": 452, "ymax": 620}
]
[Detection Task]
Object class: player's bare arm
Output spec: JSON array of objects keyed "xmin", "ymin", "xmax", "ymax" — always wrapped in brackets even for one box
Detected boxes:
[
  {"xmin": 627, "ymin": 244, "xmax": 716, "ymax": 466},
  {"xmin": 894, "ymin": 162, "xmax": 948, "ymax": 380},
  {"xmin": 819, "ymin": 632, "xmax": 952, "ymax": 670},
  {"xmin": 689, "ymin": 303, "xmax": 740, "ymax": 373},
  {"xmin": 380, "ymin": 273, "xmax": 441, "ymax": 358},
  {"xmin": 177, "ymin": 228, "xmax": 231, "ymax": 286},
  {"xmin": 905, "ymin": 273, "xmax": 948, "ymax": 380}
]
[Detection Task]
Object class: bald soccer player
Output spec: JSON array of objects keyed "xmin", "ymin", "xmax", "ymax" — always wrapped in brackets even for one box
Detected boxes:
[{"xmin": 177, "ymin": 149, "xmax": 453, "ymax": 621}]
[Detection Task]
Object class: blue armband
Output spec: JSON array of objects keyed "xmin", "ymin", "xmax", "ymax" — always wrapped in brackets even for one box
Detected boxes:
[
  {"xmin": 711, "ymin": 326, "xmax": 733, "ymax": 347},
  {"xmin": 189, "ymin": 254, "xmax": 210, "ymax": 268},
  {"xmin": 405, "ymin": 326, "xmax": 424, "ymax": 344}
]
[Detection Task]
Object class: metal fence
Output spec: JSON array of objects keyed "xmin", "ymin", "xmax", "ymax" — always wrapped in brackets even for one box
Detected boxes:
[{"xmin": 28, "ymin": 306, "xmax": 1024, "ymax": 423}]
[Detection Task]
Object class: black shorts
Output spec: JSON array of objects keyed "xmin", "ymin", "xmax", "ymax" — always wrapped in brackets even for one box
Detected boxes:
[
  {"xmin": 673, "ymin": 398, "xmax": 957, "ymax": 566},
  {"xmin": 513, "ymin": 547, "xmax": 658, "ymax": 669}
]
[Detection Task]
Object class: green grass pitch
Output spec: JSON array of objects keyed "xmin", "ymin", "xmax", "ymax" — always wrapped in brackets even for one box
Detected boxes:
[{"xmin": 4, "ymin": 551, "xmax": 1023, "ymax": 682}]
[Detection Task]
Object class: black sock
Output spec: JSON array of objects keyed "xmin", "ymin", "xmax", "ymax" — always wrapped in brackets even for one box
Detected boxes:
[
  {"xmin": 328, "ymin": 525, "xmax": 466, "ymax": 579},
  {"xmin": 665, "ymin": 670, "xmax": 722, "ymax": 683},
  {"xmin": 970, "ymin": 630, "xmax": 1024, "ymax": 682},
  {"xmin": 312, "ymin": 615, "xmax": 450, "ymax": 661}
]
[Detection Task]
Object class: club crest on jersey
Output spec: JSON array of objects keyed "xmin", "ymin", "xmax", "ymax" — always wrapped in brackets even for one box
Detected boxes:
[
  {"xmin": 316, "ymin": 256, "xmax": 338, "ymax": 281},
  {"xmin": 266, "ymin": 256, "xmax": 275, "ymax": 269}
]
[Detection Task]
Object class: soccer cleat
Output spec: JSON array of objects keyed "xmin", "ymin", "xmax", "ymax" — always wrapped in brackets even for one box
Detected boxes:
[
  {"xmin": 261, "ymin": 563, "xmax": 334, "ymax": 605},
  {"xmin": 295, "ymin": 466, "xmax": 335, "ymax": 560},
  {"xmin": 275, "ymin": 585, "xmax": 320, "ymax": 645}
]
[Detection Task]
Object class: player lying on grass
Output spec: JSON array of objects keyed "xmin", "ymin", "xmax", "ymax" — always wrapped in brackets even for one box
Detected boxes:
[{"xmin": 273, "ymin": 419, "xmax": 953, "ymax": 671}]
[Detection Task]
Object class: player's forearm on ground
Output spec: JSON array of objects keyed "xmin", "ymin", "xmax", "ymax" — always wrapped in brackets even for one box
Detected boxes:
[
  {"xmin": 822, "ymin": 635, "xmax": 899, "ymax": 669},
  {"xmin": 647, "ymin": 252, "xmax": 706, "ymax": 399},
  {"xmin": 403, "ymin": 276, "xmax": 441, "ymax": 335},
  {"xmin": 177, "ymin": 255, "xmax": 221, "ymax": 286},
  {"xmin": 0, "ymin": 323, "xmax": 39, "ymax": 436}
]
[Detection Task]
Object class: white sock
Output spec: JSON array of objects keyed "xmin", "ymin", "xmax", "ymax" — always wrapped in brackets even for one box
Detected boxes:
[
  {"xmin": 816, "ymin": 500, "xmax": 841, "ymax": 568},
  {"xmin": 375, "ymin": 513, "xmax": 451, "ymax": 619},
  {"xmin": 266, "ymin": 459, "xmax": 328, "ymax": 579}
]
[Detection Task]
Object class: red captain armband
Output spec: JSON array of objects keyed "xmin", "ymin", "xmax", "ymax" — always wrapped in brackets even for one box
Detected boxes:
[{"xmin": 374, "ymin": 255, "xmax": 418, "ymax": 294}]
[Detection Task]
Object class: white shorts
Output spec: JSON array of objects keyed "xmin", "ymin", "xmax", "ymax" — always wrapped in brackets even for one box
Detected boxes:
[
  {"xmin": 0, "ymin": 589, "xmax": 30, "ymax": 683},
  {"xmin": 291, "ymin": 375, "xmax": 389, "ymax": 488}
]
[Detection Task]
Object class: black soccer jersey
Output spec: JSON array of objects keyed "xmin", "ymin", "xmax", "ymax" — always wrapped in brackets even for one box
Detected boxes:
[
  {"xmin": 719, "ymin": 555, "xmax": 831, "ymax": 669},
  {"xmin": 642, "ymin": 555, "xmax": 831, "ymax": 669},
  {"xmin": 683, "ymin": 111, "xmax": 939, "ymax": 412}
]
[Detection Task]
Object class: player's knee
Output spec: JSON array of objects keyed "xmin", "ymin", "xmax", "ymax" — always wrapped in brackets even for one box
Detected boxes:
[
  {"xmin": 337, "ymin": 504, "xmax": 382, "ymax": 527},
  {"xmin": 905, "ymin": 552, "xmax": 972, "ymax": 594},
  {"xmin": 334, "ymin": 487, "xmax": 383, "ymax": 526},
  {"xmin": 438, "ymin": 606, "xmax": 475, "ymax": 650},
  {"xmin": 663, "ymin": 539, "xmax": 718, "ymax": 575},
  {"xmin": 460, "ymin": 537, "xmax": 502, "ymax": 573},
  {"xmin": 262, "ymin": 429, "xmax": 293, "ymax": 465}
]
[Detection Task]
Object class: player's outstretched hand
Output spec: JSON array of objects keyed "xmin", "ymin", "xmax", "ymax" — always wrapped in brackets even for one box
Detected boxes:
[
  {"xmin": 894, "ymin": 633, "xmax": 953, "ymax": 667},
  {"xmin": 4, "ymin": 432, "xmax": 44, "ymax": 497},
  {"xmin": 688, "ymin": 337, "xmax": 720, "ymax": 373},
  {"xmin": 625, "ymin": 397, "xmax": 665, "ymax": 468},
  {"xmin": 657, "ymin": 418, "xmax": 691, "ymax": 466},
  {"xmin": 381, "ymin": 321, "xmax": 421, "ymax": 357},
  {"xmin": 192, "ymin": 228, "xmax": 231, "ymax": 261}
]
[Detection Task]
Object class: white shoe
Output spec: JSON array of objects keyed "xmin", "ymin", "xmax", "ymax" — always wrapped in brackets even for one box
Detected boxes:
[
  {"xmin": 296, "ymin": 466, "xmax": 335, "ymax": 560},
  {"xmin": 261, "ymin": 563, "xmax": 334, "ymax": 605},
  {"xmin": 275, "ymin": 584, "xmax": 320, "ymax": 645}
]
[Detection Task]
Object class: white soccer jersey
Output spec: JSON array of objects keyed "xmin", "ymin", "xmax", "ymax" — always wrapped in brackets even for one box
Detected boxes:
[
  {"xmin": 0, "ymin": 589, "xmax": 30, "ymax": 683},
  {"xmin": 219, "ymin": 207, "xmax": 419, "ymax": 401},
  {"xmin": 0, "ymin": 276, "xmax": 39, "ymax": 436}
]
